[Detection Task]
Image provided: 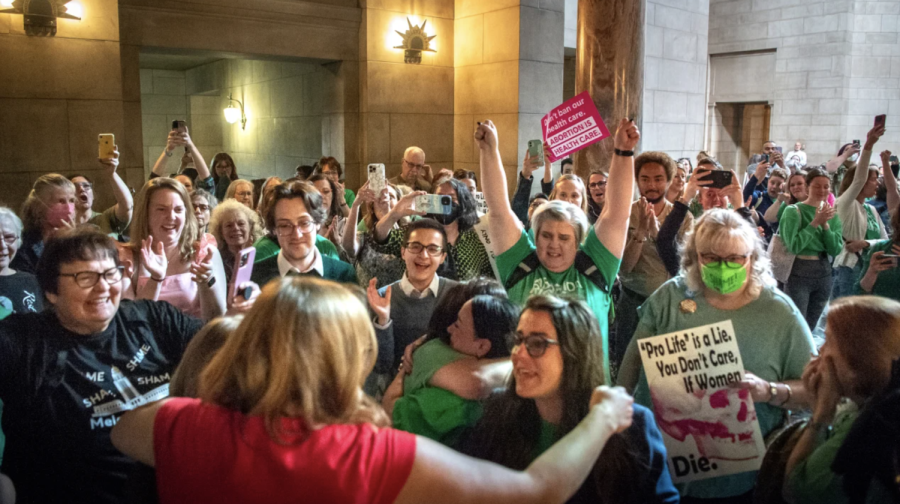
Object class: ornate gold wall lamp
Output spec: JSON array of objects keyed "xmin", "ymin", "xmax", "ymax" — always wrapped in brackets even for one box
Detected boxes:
[
  {"xmin": 394, "ymin": 17, "xmax": 436, "ymax": 64},
  {"xmin": 0, "ymin": 0, "xmax": 82, "ymax": 36}
]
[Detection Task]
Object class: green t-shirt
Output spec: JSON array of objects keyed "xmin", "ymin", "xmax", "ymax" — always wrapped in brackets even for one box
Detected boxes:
[
  {"xmin": 252, "ymin": 235, "xmax": 340, "ymax": 263},
  {"xmin": 532, "ymin": 419, "xmax": 558, "ymax": 460},
  {"xmin": 780, "ymin": 203, "xmax": 843, "ymax": 257},
  {"xmin": 856, "ymin": 239, "xmax": 900, "ymax": 301},
  {"xmin": 88, "ymin": 206, "xmax": 130, "ymax": 241},
  {"xmin": 630, "ymin": 277, "xmax": 815, "ymax": 499},
  {"xmin": 497, "ymin": 227, "xmax": 620, "ymax": 383},
  {"xmin": 343, "ymin": 188, "xmax": 356, "ymax": 208},
  {"xmin": 863, "ymin": 204, "xmax": 882, "ymax": 240},
  {"xmin": 786, "ymin": 406, "xmax": 858, "ymax": 504},
  {"xmin": 392, "ymin": 340, "xmax": 482, "ymax": 446}
]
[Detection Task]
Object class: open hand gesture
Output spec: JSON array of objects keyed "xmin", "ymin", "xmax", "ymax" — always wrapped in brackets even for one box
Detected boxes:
[
  {"xmin": 811, "ymin": 202, "xmax": 836, "ymax": 228},
  {"xmin": 367, "ymin": 278, "xmax": 391, "ymax": 326},
  {"xmin": 140, "ymin": 236, "xmax": 167, "ymax": 280}
]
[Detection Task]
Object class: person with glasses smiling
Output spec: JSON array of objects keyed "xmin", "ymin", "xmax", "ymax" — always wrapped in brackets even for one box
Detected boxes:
[
  {"xmin": 250, "ymin": 180, "xmax": 356, "ymax": 287},
  {"xmin": 391, "ymin": 146, "xmax": 434, "ymax": 192},
  {"xmin": 366, "ymin": 219, "xmax": 458, "ymax": 379},
  {"xmin": 619, "ymin": 209, "xmax": 815, "ymax": 503},
  {"xmin": 463, "ymin": 295, "xmax": 679, "ymax": 504},
  {"xmin": 0, "ymin": 228, "xmax": 204, "ymax": 504}
]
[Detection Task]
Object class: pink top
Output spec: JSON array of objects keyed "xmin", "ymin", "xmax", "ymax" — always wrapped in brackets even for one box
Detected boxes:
[
  {"xmin": 154, "ymin": 398, "xmax": 417, "ymax": 504},
  {"xmin": 117, "ymin": 244, "xmax": 202, "ymax": 317}
]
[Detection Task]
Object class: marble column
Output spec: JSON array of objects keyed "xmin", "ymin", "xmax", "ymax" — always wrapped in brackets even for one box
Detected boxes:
[{"xmin": 574, "ymin": 0, "xmax": 644, "ymax": 175}]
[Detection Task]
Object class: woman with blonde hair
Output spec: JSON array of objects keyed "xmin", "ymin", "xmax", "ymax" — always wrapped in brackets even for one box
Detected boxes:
[
  {"xmin": 785, "ymin": 296, "xmax": 900, "ymax": 504},
  {"xmin": 12, "ymin": 174, "xmax": 76, "ymax": 274},
  {"xmin": 112, "ymin": 277, "xmax": 637, "ymax": 504},
  {"xmin": 341, "ymin": 181, "xmax": 408, "ymax": 287},
  {"xmin": 208, "ymin": 200, "xmax": 265, "ymax": 286},
  {"xmin": 620, "ymin": 209, "xmax": 816, "ymax": 502},
  {"xmin": 548, "ymin": 174, "xmax": 589, "ymax": 216},
  {"xmin": 225, "ymin": 179, "xmax": 255, "ymax": 210},
  {"xmin": 121, "ymin": 177, "xmax": 226, "ymax": 320}
]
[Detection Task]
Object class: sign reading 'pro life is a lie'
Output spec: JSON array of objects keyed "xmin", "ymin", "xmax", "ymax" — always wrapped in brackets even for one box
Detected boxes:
[
  {"xmin": 541, "ymin": 91, "xmax": 610, "ymax": 162},
  {"xmin": 637, "ymin": 320, "xmax": 766, "ymax": 484}
]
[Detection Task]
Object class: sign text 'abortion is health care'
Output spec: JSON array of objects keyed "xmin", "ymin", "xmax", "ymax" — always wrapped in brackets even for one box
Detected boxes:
[{"xmin": 541, "ymin": 91, "xmax": 610, "ymax": 162}]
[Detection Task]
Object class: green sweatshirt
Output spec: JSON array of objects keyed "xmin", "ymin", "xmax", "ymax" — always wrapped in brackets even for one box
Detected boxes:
[{"xmin": 780, "ymin": 203, "xmax": 843, "ymax": 257}]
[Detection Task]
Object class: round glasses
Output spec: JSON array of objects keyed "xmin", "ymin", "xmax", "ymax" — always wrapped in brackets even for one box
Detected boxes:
[
  {"xmin": 404, "ymin": 242, "xmax": 443, "ymax": 256},
  {"xmin": 1, "ymin": 234, "xmax": 19, "ymax": 245},
  {"xmin": 59, "ymin": 266, "xmax": 124, "ymax": 288},
  {"xmin": 275, "ymin": 220, "xmax": 316, "ymax": 236},
  {"xmin": 510, "ymin": 334, "xmax": 559, "ymax": 358}
]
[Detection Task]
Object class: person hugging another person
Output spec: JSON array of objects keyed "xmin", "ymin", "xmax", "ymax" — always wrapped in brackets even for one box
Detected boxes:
[
  {"xmin": 463, "ymin": 295, "xmax": 679, "ymax": 503},
  {"xmin": 383, "ymin": 293, "xmax": 518, "ymax": 447}
]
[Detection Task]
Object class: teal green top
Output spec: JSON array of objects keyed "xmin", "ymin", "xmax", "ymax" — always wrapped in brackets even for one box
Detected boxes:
[
  {"xmin": 631, "ymin": 277, "xmax": 815, "ymax": 499},
  {"xmin": 343, "ymin": 188, "xmax": 355, "ymax": 208},
  {"xmin": 780, "ymin": 203, "xmax": 843, "ymax": 257},
  {"xmin": 497, "ymin": 227, "xmax": 620, "ymax": 384},
  {"xmin": 532, "ymin": 420, "xmax": 558, "ymax": 460},
  {"xmin": 863, "ymin": 205, "xmax": 882, "ymax": 240},
  {"xmin": 252, "ymin": 235, "xmax": 340, "ymax": 264},
  {"xmin": 786, "ymin": 407, "xmax": 858, "ymax": 504},
  {"xmin": 856, "ymin": 239, "xmax": 900, "ymax": 301},
  {"xmin": 392, "ymin": 340, "xmax": 482, "ymax": 446}
]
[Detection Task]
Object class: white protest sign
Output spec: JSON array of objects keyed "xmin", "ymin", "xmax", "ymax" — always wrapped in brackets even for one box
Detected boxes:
[{"xmin": 637, "ymin": 320, "xmax": 766, "ymax": 483}]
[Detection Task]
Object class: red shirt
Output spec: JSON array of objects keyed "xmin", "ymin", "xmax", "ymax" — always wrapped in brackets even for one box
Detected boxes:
[{"xmin": 154, "ymin": 398, "xmax": 417, "ymax": 504}]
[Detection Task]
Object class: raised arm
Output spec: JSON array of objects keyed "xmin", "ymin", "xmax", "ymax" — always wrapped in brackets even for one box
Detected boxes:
[
  {"xmin": 476, "ymin": 120, "xmax": 525, "ymax": 255},
  {"xmin": 824, "ymin": 144, "xmax": 857, "ymax": 174},
  {"xmin": 596, "ymin": 119, "xmax": 640, "ymax": 258},
  {"xmin": 840, "ymin": 125, "xmax": 881, "ymax": 207},
  {"xmin": 764, "ymin": 197, "xmax": 787, "ymax": 224},
  {"xmin": 99, "ymin": 147, "xmax": 134, "ymax": 225},
  {"xmin": 374, "ymin": 191, "xmax": 425, "ymax": 242},
  {"xmin": 152, "ymin": 131, "xmax": 186, "ymax": 178},
  {"xmin": 394, "ymin": 386, "xmax": 633, "ymax": 504},
  {"xmin": 430, "ymin": 358, "xmax": 512, "ymax": 400},
  {"xmin": 182, "ymin": 128, "xmax": 210, "ymax": 180},
  {"xmin": 342, "ymin": 182, "xmax": 373, "ymax": 256},
  {"xmin": 512, "ymin": 153, "xmax": 540, "ymax": 226}
]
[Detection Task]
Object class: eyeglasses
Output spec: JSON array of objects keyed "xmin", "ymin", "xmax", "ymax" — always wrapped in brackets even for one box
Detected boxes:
[
  {"xmin": 589, "ymin": 181, "xmax": 608, "ymax": 189},
  {"xmin": 699, "ymin": 253, "xmax": 750, "ymax": 268},
  {"xmin": 404, "ymin": 242, "xmax": 443, "ymax": 256},
  {"xmin": 73, "ymin": 182, "xmax": 93, "ymax": 190},
  {"xmin": 1, "ymin": 234, "xmax": 18, "ymax": 245},
  {"xmin": 511, "ymin": 334, "xmax": 559, "ymax": 358},
  {"xmin": 59, "ymin": 266, "xmax": 124, "ymax": 288},
  {"xmin": 275, "ymin": 220, "xmax": 316, "ymax": 236},
  {"xmin": 192, "ymin": 204, "xmax": 210, "ymax": 212},
  {"xmin": 403, "ymin": 159, "xmax": 425, "ymax": 170}
]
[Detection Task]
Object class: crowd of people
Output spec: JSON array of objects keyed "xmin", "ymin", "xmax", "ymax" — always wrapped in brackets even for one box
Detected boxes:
[{"xmin": 0, "ymin": 115, "xmax": 897, "ymax": 504}]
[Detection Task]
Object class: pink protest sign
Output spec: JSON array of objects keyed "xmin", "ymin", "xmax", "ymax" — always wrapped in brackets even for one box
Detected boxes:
[{"xmin": 541, "ymin": 91, "xmax": 611, "ymax": 162}]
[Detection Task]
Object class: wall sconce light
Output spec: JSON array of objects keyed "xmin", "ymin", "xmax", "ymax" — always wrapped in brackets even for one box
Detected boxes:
[
  {"xmin": 0, "ymin": 0, "xmax": 82, "ymax": 36},
  {"xmin": 224, "ymin": 94, "xmax": 247, "ymax": 130},
  {"xmin": 394, "ymin": 17, "xmax": 436, "ymax": 64}
]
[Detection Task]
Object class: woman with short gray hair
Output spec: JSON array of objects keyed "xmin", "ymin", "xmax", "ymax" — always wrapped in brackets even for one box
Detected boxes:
[{"xmin": 620, "ymin": 208, "xmax": 816, "ymax": 502}]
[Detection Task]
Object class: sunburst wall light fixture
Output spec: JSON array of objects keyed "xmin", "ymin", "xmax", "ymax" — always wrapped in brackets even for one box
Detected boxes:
[
  {"xmin": 394, "ymin": 17, "xmax": 436, "ymax": 64},
  {"xmin": 0, "ymin": 0, "xmax": 82, "ymax": 36}
]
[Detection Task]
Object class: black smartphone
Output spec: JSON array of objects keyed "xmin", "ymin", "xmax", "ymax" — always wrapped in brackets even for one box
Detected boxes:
[
  {"xmin": 875, "ymin": 114, "xmax": 886, "ymax": 128},
  {"xmin": 764, "ymin": 154, "xmax": 770, "ymax": 164},
  {"xmin": 853, "ymin": 139, "xmax": 861, "ymax": 148},
  {"xmin": 172, "ymin": 120, "xmax": 187, "ymax": 134},
  {"xmin": 698, "ymin": 170, "xmax": 733, "ymax": 189}
]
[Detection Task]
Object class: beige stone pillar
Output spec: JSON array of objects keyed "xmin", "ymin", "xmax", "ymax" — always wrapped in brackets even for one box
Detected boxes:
[{"xmin": 574, "ymin": 0, "xmax": 644, "ymax": 175}]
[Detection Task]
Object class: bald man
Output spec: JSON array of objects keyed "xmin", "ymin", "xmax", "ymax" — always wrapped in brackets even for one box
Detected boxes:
[{"xmin": 390, "ymin": 146, "xmax": 433, "ymax": 192}]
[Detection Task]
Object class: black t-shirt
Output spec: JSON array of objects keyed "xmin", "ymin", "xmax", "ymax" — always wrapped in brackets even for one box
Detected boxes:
[
  {"xmin": 0, "ymin": 299, "xmax": 203, "ymax": 504},
  {"xmin": 0, "ymin": 271, "xmax": 43, "ymax": 314}
]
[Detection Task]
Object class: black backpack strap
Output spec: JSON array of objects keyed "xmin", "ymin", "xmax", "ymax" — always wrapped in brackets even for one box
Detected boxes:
[
  {"xmin": 573, "ymin": 251, "xmax": 609, "ymax": 294},
  {"xmin": 504, "ymin": 252, "xmax": 542, "ymax": 291}
]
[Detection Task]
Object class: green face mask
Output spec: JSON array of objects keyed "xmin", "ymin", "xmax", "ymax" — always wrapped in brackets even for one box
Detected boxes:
[{"xmin": 701, "ymin": 261, "xmax": 748, "ymax": 294}]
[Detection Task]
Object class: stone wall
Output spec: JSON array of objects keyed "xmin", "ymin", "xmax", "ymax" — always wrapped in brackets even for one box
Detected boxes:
[
  {"xmin": 709, "ymin": 0, "xmax": 900, "ymax": 169},
  {"xmin": 0, "ymin": 0, "xmax": 141, "ymax": 212},
  {"xmin": 360, "ymin": 1, "xmax": 455, "ymax": 184},
  {"xmin": 641, "ymin": 0, "xmax": 710, "ymax": 160}
]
